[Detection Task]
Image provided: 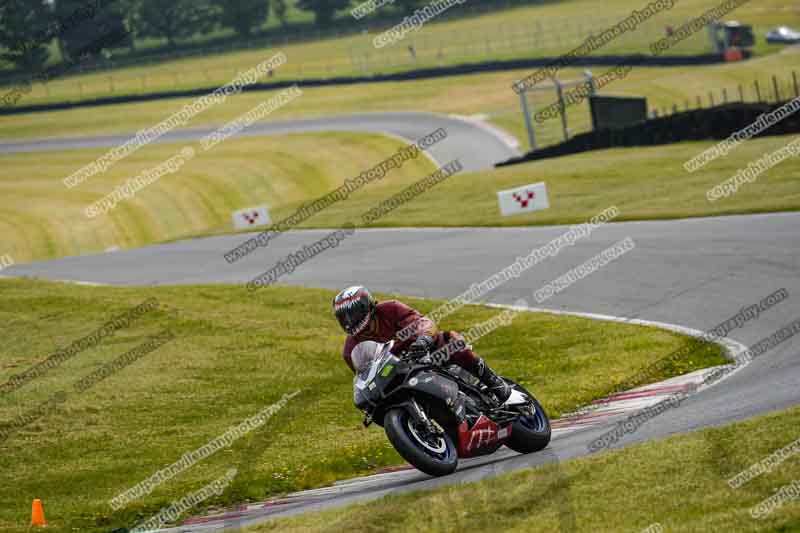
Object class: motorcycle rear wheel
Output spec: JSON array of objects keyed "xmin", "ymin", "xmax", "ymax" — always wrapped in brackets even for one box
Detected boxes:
[{"xmin": 384, "ymin": 407, "xmax": 458, "ymax": 477}]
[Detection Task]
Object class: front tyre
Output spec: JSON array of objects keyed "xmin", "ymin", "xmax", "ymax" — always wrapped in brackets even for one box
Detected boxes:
[
  {"xmin": 384, "ymin": 407, "xmax": 458, "ymax": 477},
  {"xmin": 505, "ymin": 384, "xmax": 551, "ymax": 454}
]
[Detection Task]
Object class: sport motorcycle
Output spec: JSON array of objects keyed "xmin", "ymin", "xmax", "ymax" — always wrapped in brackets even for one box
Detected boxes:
[{"xmin": 353, "ymin": 341, "xmax": 551, "ymax": 476}]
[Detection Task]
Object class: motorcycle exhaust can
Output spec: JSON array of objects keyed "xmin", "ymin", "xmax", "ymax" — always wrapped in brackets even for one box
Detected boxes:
[{"xmin": 457, "ymin": 414, "xmax": 513, "ymax": 457}]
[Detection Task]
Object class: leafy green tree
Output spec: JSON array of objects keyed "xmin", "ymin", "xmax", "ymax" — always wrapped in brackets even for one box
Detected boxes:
[
  {"xmin": 137, "ymin": 0, "xmax": 215, "ymax": 47},
  {"xmin": 212, "ymin": 0, "xmax": 269, "ymax": 38},
  {"xmin": 0, "ymin": 0, "xmax": 52, "ymax": 71},
  {"xmin": 274, "ymin": 0, "xmax": 289, "ymax": 28},
  {"xmin": 119, "ymin": 0, "xmax": 143, "ymax": 51},
  {"xmin": 394, "ymin": 0, "xmax": 425, "ymax": 15},
  {"xmin": 296, "ymin": 0, "xmax": 351, "ymax": 27},
  {"xmin": 54, "ymin": 0, "xmax": 129, "ymax": 63}
]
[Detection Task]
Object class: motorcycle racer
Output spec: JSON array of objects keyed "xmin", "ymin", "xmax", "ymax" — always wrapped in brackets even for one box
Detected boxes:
[{"xmin": 333, "ymin": 285, "xmax": 511, "ymax": 403}]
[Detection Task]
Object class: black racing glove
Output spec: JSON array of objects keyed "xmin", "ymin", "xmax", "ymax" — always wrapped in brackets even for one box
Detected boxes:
[{"xmin": 407, "ymin": 335, "xmax": 435, "ymax": 360}]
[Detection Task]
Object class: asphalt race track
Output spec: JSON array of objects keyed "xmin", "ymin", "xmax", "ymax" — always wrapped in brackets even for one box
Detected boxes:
[
  {"xmin": 0, "ymin": 111, "xmax": 520, "ymax": 172},
  {"xmin": 2, "ymin": 117, "xmax": 799, "ymax": 530},
  {"xmin": 5, "ymin": 213, "xmax": 800, "ymax": 529}
]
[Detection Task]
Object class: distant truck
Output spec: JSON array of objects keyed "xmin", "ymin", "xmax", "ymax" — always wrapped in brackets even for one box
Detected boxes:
[{"xmin": 709, "ymin": 21, "xmax": 755, "ymax": 54}]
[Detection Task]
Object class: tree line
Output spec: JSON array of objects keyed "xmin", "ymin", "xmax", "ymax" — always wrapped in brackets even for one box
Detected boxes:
[{"xmin": 0, "ymin": 0, "xmax": 533, "ymax": 72}]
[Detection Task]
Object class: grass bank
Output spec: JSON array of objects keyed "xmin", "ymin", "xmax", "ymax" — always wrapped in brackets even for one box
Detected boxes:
[
  {"xmin": 0, "ymin": 132, "xmax": 434, "ymax": 263},
  {"xmin": 353, "ymin": 132, "xmax": 800, "ymax": 228},
  {"xmin": 3, "ymin": 130, "xmax": 798, "ymax": 264},
  {"xmin": 0, "ymin": 279, "xmax": 725, "ymax": 532},
  {"xmin": 2, "ymin": 49, "xmax": 798, "ymax": 144},
  {"xmin": 1, "ymin": 0, "xmax": 792, "ymax": 107},
  {"xmin": 249, "ymin": 404, "xmax": 800, "ymax": 532}
]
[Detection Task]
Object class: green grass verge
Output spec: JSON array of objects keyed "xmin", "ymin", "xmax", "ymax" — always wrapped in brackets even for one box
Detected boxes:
[
  {"xmin": 2, "ymin": 47, "xmax": 798, "ymax": 147},
  {"xmin": 0, "ymin": 132, "xmax": 435, "ymax": 263},
  {"xmin": 3, "ymin": 129, "xmax": 798, "ymax": 264},
  {"xmin": 2, "ymin": 0, "xmax": 794, "ymax": 106},
  {"xmin": 247, "ymin": 404, "xmax": 800, "ymax": 532},
  {"xmin": 351, "ymin": 132, "xmax": 800, "ymax": 228},
  {"xmin": 0, "ymin": 279, "xmax": 726, "ymax": 532}
]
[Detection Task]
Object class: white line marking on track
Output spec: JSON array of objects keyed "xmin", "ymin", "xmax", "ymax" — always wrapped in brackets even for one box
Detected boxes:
[
  {"xmin": 447, "ymin": 113, "xmax": 521, "ymax": 153},
  {"xmin": 485, "ymin": 302, "xmax": 750, "ymax": 433},
  {"xmin": 165, "ymin": 302, "xmax": 751, "ymax": 531}
]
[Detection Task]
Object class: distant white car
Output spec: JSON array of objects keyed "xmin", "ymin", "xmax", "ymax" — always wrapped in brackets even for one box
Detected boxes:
[{"xmin": 766, "ymin": 26, "xmax": 800, "ymax": 44}]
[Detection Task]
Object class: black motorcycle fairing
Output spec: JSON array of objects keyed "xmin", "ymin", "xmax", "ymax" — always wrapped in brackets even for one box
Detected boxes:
[
  {"xmin": 404, "ymin": 370, "xmax": 466, "ymax": 426},
  {"xmin": 359, "ymin": 364, "xmax": 466, "ymax": 433},
  {"xmin": 405, "ymin": 371, "xmax": 458, "ymax": 406},
  {"xmin": 355, "ymin": 346, "xmax": 501, "ymax": 436}
]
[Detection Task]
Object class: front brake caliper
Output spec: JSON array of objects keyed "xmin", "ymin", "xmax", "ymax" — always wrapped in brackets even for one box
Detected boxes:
[
  {"xmin": 410, "ymin": 399, "xmax": 438, "ymax": 435},
  {"xmin": 430, "ymin": 419, "xmax": 446, "ymax": 434}
]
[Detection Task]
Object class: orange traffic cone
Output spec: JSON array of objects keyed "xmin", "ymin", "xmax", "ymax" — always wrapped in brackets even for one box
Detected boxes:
[{"xmin": 30, "ymin": 499, "xmax": 46, "ymax": 527}]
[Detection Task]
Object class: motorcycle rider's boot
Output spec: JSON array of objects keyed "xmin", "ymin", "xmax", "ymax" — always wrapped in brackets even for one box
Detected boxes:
[{"xmin": 473, "ymin": 357, "xmax": 512, "ymax": 404}]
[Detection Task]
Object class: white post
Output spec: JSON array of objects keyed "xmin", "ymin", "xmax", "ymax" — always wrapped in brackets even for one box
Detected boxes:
[
  {"xmin": 518, "ymin": 88, "xmax": 538, "ymax": 151},
  {"xmin": 554, "ymin": 78, "xmax": 569, "ymax": 141}
]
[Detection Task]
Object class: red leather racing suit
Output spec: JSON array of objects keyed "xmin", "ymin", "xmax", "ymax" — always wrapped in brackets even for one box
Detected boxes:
[{"xmin": 342, "ymin": 300, "xmax": 478, "ymax": 374}]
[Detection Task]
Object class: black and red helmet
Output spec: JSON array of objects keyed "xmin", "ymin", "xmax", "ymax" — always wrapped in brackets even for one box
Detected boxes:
[{"xmin": 333, "ymin": 286, "xmax": 376, "ymax": 335}]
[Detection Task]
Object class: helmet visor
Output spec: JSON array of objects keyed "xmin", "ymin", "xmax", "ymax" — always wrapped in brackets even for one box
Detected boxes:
[{"xmin": 336, "ymin": 306, "xmax": 371, "ymax": 335}]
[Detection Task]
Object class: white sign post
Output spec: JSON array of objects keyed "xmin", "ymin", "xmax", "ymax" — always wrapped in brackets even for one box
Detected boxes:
[
  {"xmin": 232, "ymin": 205, "xmax": 271, "ymax": 229},
  {"xmin": 497, "ymin": 182, "xmax": 549, "ymax": 216},
  {"xmin": 0, "ymin": 253, "xmax": 14, "ymax": 271}
]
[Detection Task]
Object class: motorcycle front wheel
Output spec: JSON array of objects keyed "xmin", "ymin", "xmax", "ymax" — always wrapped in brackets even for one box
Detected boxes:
[
  {"xmin": 384, "ymin": 407, "xmax": 458, "ymax": 477},
  {"xmin": 504, "ymin": 382, "xmax": 551, "ymax": 454}
]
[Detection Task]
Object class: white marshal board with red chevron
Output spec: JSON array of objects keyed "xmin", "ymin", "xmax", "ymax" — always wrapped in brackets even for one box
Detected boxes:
[
  {"xmin": 496, "ymin": 182, "xmax": 549, "ymax": 216},
  {"xmin": 232, "ymin": 205, "xmax": 272, "ymax": 229}
]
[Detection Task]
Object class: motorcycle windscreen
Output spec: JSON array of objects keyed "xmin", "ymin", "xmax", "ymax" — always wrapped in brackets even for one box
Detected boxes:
[{"xmin": 353, "ymin": 341, "xmax": 393, "ymax": 405}]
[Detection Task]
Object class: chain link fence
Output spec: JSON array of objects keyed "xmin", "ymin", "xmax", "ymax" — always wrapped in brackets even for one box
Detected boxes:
[
  {"xmin": 3, "ymin": 14, "xmax": 706, "ymax": 106},
  {"xmin": 514, "ymin": 69, "xmax": 800, "ymax": 152}
]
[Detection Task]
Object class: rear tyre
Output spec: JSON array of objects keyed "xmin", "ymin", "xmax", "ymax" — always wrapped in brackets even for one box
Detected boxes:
[
  {"xmin": 384, "ymin": 407, "xmax": 458, "ymax": 477},
  {"xmin": 505, "ymin": 385, "xmax": 551, "ymax": 454}
]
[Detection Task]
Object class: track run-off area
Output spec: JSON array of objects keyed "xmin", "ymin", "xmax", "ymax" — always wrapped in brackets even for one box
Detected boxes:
[{"xmin": 2, "ymin": 112, "xmax": 799, "ymax": 530}]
